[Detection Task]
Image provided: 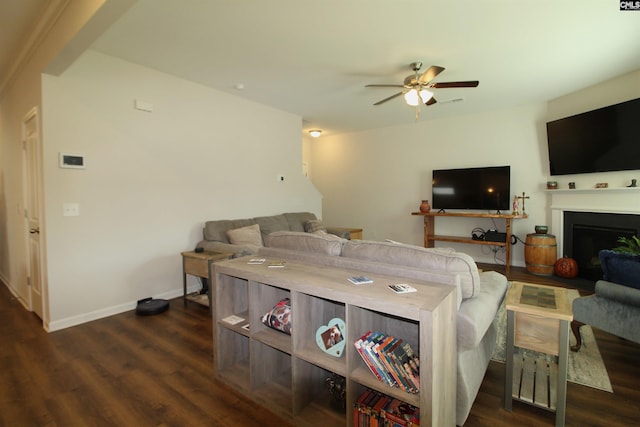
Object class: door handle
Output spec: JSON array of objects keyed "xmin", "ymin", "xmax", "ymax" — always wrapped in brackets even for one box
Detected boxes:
[{"xmin": 29, "ymin": 228, "xmax": 40, "ymax": 234}]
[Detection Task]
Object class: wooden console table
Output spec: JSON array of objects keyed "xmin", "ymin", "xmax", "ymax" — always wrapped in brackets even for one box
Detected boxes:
[
  {"xmin": 213, "ymin": 256, "xmax": 457, "ymax": 426},
  {"xmin": 411, "ymin": 212, "xmax": 527, "ymax": 273}
]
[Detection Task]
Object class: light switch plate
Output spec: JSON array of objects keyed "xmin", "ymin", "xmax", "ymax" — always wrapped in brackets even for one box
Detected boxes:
[{"xmin": 63, "ymin": 203, "xmax": 80, "ymax": 217}]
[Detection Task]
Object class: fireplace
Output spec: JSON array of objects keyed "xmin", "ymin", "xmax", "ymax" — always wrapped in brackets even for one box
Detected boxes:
[{"xmin": 563, "ymin": 211, "xmax": 640, "ymax": 281}]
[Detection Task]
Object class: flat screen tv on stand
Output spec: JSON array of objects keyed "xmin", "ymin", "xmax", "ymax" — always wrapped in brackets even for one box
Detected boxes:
[{"xmin": 432, "ymin": 166, "xmax": 511, "ymax": 213}]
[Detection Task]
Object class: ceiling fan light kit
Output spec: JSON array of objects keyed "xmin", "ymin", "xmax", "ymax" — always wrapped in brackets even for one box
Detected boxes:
[
  {"xmin": 366, "ymin": 62, "xmax": 479, "ymax": 118},
  {"xmin": 404, "ymin": 89, "xmax": 433, "ymax": 106}
]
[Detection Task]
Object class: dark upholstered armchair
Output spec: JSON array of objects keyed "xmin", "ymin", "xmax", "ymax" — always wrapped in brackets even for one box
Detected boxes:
[{"xmin": 571, "ymin": 250, "xmax": 640, "ymax": 351}]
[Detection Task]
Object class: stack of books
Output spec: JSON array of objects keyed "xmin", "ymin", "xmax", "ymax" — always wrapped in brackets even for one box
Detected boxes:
[
  {"xmin": 354, "ymin": 331, "xmax": 420, "ymax": 393},
  {"xmin": 353, "ymin": 389, "xmax": 419, "ymax": 427}
]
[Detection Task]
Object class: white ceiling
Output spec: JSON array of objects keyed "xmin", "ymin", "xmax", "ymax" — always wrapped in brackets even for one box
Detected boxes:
[{"xmin": 3, "ymin": 1, "xmax": 640, "ymax": 136}]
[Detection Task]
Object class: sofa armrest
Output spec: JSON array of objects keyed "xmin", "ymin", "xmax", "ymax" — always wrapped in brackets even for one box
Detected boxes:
[
  {"xmin": 595, "ymin": 280, "xmax": 640, "ymax": 307},
  {"xmin": 326, "ymin": 227, "xmax": 351, "ymax": 239},
  {"xmin": 196, "ymin": 240, "xmax": 259, "ymax": 258}
]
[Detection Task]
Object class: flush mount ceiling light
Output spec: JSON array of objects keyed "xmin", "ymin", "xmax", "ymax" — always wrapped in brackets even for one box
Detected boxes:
[{"xmin": 308, "ymin": 130, "xmax": 322, "ymax": 138}]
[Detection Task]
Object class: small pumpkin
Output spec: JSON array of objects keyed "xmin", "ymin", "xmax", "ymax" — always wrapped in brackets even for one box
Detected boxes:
[{"xmin": 555, "ymin": 256, "xmax": 578, "ymax": 278}]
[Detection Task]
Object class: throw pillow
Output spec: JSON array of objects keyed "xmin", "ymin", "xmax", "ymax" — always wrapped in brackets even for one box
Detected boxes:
[
  {"xmin": 304, "ymin": 219, "xmax": 327, "ymax": 234},
  {"xmin": 226, "ymin": 224, "xmax": 263, "ymax": 247},
  {"xmin": 261, "ymin": 298, "xmax": 292, "ymax": 335}
]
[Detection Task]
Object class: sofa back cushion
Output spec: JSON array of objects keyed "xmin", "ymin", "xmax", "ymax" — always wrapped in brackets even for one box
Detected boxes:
[
  {"xmin": 284, "ymin": 212, "xmax": 318, "ymax": 232},
  {"xmin": 204, "ymin": 218, "xmax": 254, "ymax": 243},
  {"xmin": 254, "ymin": 214, "xmax": 291, "ymax": 242},
  {"xmin": 342, "ymin": 240, "xmax": 481, "ymax": 298},
  {"xmin": 599, "ymin": 249, "xmax": 640, "ymax": 289},
  {"xmin": 265, "ymin": 231, "xmax": 345, "ymax": 256}
]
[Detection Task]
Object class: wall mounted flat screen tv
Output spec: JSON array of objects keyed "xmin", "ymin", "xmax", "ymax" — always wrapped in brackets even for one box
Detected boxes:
[
  {"xmin": 546, "ymin": 97, "xmax": 640, "ymax": 175},
  {"xmin": 432, "ymin": 166, "xmax": 511, "ymax": 212}
]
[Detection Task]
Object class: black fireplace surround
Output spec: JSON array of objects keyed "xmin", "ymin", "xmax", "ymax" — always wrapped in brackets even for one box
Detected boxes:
[{"xmin": 563, "ymin": 211, "xmax": 640, "ymax": 281}]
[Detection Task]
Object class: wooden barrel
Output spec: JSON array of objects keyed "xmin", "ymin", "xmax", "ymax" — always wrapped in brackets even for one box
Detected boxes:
[{"xmin": 524, "ymin": 234, "xmax": 557, "ymax": 276}]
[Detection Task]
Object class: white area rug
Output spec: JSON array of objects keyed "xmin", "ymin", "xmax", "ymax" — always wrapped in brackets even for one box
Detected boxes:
[{"xmin": 491, "ymin": 287, "xmax": 613, "ymax": 393}]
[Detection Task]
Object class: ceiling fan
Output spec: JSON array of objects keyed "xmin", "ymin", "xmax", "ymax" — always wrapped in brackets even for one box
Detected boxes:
[{"xmin": 366, "ymin": 62, "xmax": 479, "ymax": 110}]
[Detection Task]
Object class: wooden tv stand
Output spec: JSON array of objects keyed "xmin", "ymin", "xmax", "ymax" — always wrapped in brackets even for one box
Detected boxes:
[
  {"xmin": 411, "ymin": 211, "xmax": 528, "ymax": 273},
  {"xmin": 213, "ymin": 256, "xmax": 456, "ymax": 426}
]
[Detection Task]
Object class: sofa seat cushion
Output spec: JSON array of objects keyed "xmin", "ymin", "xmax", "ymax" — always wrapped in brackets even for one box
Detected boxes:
[
  {"xmin": 265, "ymin": 231, "xmax": 346, "ymax": 256},
  {"xmin": 342, "ymin": 240, "xmax": 481, "ymax": 298},
  {"xmin": 456, "ymin": 271, "xmax": 508, "ymax": 351}
]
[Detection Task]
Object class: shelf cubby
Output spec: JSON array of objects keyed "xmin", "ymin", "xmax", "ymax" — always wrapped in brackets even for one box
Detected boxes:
[
  {"xmin": 249, "ymin": 281, "xmax": 292, "ymax": 353},
  {"xmin": 292, "ymin": 358, "xmax": 345, "ymax": 426},
  {"xmin": 215, "ymin": 327, "xmax": 250, "ymax": 391},
  {"xmin": 251, "ymin": 340, "xmax": 293, "ymax": 417},
  {"xmin": 216, "ymin": 274, "xmax": 248, "ymax": 323},
  {"xmin": 292, "ymin": 292, "xmax": 347, "ymax": 376}
]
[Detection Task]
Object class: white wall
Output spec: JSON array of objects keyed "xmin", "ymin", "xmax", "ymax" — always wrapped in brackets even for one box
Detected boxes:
[
  {"xmin": 309, "ymin": 70, "xmax": 640, "ymax": 268},
  {"xmin": 0, "ymin": 0, "xmax": 110, "ymax": 320},
  {"xmin": 41, "ymin": 50, "xmax": 321, "ymax": 330}
]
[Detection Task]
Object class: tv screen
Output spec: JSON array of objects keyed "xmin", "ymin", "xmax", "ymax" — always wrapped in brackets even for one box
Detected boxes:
[
  {"xmin": 432, "ymin": 166, "xmax": 511, "ymax": 212},
  {"xmin": 546, "ymin": 97, "xmax": 640, "ymax": 176}
]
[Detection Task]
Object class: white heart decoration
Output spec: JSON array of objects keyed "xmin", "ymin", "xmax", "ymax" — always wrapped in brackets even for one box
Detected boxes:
[{"xmin": 315, "ymin": 318, "xmax": 346, "ymax": 358}]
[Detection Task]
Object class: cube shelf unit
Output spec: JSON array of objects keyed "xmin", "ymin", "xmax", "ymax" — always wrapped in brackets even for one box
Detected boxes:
[{"xmin": 213, "ymin": 257, "xmax": 457, "ymax": 426}]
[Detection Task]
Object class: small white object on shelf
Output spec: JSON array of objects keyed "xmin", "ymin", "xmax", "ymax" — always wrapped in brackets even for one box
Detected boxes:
[
  {"xmin": 222, "ymin": 314, "xmax": 246, "ymax": 325},
  {"xmin": 389, "ymin": 284, "xmax": 417, "ymax": 294},
  {"xmin": 348, "ymin": 275, "xmax": 373, "ymax": 285},
  {"xmin": 268, "ymin": 261, "xmax": 286, "ymax": 268}
]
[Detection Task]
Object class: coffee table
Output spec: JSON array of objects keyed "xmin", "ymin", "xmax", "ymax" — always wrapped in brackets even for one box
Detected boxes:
[{"xmin": 504, "ymin": 281, "xmax": 573, "ymax": 427}]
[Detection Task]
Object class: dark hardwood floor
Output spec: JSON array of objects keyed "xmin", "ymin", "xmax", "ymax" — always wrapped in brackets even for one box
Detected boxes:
[
  {"xmin": 470, "ymin": 264, "xmax": 640, "ymax": 426},
  {"xmin": 2, "ymin": 267, "xmax": 639, "ymax": 426}
]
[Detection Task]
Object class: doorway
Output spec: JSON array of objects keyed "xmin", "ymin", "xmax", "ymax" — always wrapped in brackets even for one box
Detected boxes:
[{"xmin": 22, "ymin": 107, "xmax": 44, "ymax": 320}]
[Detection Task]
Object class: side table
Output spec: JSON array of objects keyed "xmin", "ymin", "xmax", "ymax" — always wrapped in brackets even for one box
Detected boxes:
[
  {"xmin": 329, "ymin": 227, "xmax": 363, "ymax": 240},
  {"xmin": 182, "ymin": 250, "xmax": 232, "ymax": 310},
  {"xmin": 504, "ymin": 281, "xmax": 573, "ymax": 427}
]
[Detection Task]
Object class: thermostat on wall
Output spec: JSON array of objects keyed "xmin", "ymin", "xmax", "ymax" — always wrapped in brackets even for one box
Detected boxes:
[{"xmin": 59, "ymin": 153, "xmax": 85, "ymax": 169}]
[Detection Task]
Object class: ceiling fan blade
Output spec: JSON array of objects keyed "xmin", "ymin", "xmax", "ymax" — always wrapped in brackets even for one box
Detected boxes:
[
  {"xmin": 418, "ymin": 66, "xmax": 445, "ymax": 84},
  {"xmin": 431, "ymin": 81, "xmax": 479, "ymax": 88},
  {"xmin": 425, "ymin": 97, "xmax": 438, "ymax": 106},
  {"xmin": 373, "ymin": 92, "xmax": 404, "ymax": 106},
  {"xmin": 365, "ymin": 84, "xmax": 405, "ymax": 88}
]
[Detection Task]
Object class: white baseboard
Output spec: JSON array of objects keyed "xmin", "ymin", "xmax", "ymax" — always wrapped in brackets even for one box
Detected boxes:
[
  {"xmin": 46, "ymin": 287, "xmax": 191, "ymax": 332},
  {"xmin": 0, "ymin": 275, "xmax": 30, "ymax": 311}
]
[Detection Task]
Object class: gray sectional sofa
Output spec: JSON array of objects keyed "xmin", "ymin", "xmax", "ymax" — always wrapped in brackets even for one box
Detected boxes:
[
  {"xmin": 195, "ymin": 212, "xmax": 350, "ymax": 258},
  {"xmin": 257, "ymin": 231, "xmax": 507, "ymax": 426}
]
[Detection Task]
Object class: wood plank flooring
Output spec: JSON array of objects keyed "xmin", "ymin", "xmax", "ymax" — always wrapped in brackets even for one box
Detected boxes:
[{"xmin": 2, "ymin": 266, "xmax": 639, "ymax": 426}]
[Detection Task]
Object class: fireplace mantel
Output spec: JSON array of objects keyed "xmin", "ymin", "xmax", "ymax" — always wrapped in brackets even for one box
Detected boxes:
[{"xmin": 548, "ymin": 187, "xmax": 640, "ymax": 255}]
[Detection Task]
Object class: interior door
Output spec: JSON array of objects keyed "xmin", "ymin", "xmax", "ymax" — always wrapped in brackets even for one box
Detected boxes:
[{"xmin": 23, "ymin": 108, "xmax": 43, "ymax": 319}]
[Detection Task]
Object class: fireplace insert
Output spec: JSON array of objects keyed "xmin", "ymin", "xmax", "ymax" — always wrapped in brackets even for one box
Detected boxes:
[{"xmin": 564, "ymin": 211, "xmax": 640, "ymax": 281}]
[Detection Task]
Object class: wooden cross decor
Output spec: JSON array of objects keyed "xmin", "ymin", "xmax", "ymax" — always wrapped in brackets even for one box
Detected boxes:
[{"xmin": 517, "ymin": 192, "xmax": 530, "ymax": 215}]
